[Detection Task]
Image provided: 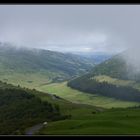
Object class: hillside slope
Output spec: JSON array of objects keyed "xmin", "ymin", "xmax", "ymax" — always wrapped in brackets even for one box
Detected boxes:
[
  {"xmin": 68, "ymin": 50, "xmax": 140, "ymax": 102},
  {"xmin": 0, "ymin": 80, "xmax": 103, "ymax": 135},
  {"xmin": 0, "ymin": 43, "xmax": 94, "ymax": 87},
  {"xmin": 0, "ymin": 81, "xmax": 69, "ymax": 135}
]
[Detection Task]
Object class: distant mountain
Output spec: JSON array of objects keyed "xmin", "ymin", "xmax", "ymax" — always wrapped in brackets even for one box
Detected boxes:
[
  {"xmin": 68, "ymin": 50, "xmax": 140, "ymax": 102},
  {"xmin": 0, "ymin": 43, "xmax": 95, "ymax": 87},
  {"xmin": 72, "ymin": 52, "xmax": 113, "ymax": 64}
]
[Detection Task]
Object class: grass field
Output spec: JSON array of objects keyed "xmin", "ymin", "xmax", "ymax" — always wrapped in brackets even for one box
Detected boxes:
[
  {"xmin": 1, "ymin": 72, "xmax": 140, "ymax": 109},
  {"xmin": 36, "ymin": 82, "xmax": 140, "ymax": 109},
  {"xmin": 93, "ymin": 75, "xmax": 140, "ymax": 91},
  {"xmin": 0, "ymin": 71, "xmax": 62, "ymax": 89},
  {"xmin": 5, "ymin": 78, "xmax": 140, "ymax": 135},
  {"xmin": 93, "ymin": 75, "xmax": 136, "ymax": 86},
  {"xmin": 2, "ymin": 72, "xmax": 140, "ymax": 109},
  {"xmin": 38, "ymin": 107, "xmax": 140, "ymax": 135},
  {"xmin": 1, "ymin": 74, "xmax": 140, "ymax": 135},
  {"xmin": 33, "ymin": 87, "xmax": 140, "ymax": 135}
]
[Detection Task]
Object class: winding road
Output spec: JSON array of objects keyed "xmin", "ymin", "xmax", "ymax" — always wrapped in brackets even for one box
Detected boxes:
[{"xmin": 25, "ymin": 123, "xmax": 46, "ymax": 135}]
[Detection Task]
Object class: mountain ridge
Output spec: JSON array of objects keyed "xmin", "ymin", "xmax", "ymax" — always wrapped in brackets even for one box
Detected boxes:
[
  {"xmin": 0, "ymin": 43, "xmax": 95, "ymax": 87},
  {"xmin": 67, "ymin": 49, "xmax": 140, "ymax": 102}
]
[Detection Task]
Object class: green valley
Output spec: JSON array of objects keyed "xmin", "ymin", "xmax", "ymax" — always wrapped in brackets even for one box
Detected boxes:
[
  {"xmin": 37, "ymin": 82, "xmax": 140, "ymax": 109},
  {"xmin": 0, "ymin": 44, "xmax": 94, "ymax": 86},
  {"xmin": 1, "ymin": 43, "xmax": 140, "ymax": 135},
  {"xmin": 67, "ymin": 51, "xmax": 140, "ymax": 102},
  {"xmin": 1, "ymin": 5, "xmax": 140, "ymax": 136}
]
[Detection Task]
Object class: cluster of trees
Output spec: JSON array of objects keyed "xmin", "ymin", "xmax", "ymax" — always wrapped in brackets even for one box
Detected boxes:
[
  {"xmin": 68, "ymin": 77, "xmax": 140, "ymax": 102},
  {"xmin": 0, "ymin": 87, "xmax": 69, "ymax": 135}
]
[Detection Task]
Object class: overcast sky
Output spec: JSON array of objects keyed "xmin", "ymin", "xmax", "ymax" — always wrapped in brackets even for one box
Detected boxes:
[{"xmin": 0, "ymin": 5, "xmax": 140, "ymax": 54}]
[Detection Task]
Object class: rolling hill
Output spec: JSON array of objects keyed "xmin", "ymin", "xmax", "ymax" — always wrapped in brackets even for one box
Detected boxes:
[
  {"xmin": 2, "ymin": 79, "xmax": 140, "ymax": 135},
  {"xmin": 68, "ymin": 50, "xmax": 140, "ymax": 102},
  {"xmin": 2, "ymin": 44, "xmax": 140, "ymax": 135},
  {"xmin": 0, "ymin": 80, "xmax": 104, "ymax": 135},
  {"xmin": 0, "ymin": 42, "xmax": 94, "ymax": 87},
  {"xmin": 0, "ymin": 80, "xmax": 70, "ymax": 135}
]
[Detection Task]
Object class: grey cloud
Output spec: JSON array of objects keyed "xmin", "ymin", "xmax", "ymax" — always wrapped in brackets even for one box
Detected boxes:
[{"xmin": 0, "ymin": 5, "xmax": 140, "ymax": 54}]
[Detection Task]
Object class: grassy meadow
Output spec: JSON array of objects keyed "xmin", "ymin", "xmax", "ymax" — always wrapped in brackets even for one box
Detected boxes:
[
  {"xmin": 38, "ymin": 107, "xmax": 140, "ymax": 135},
  {"xmin": 36, "ymin": 82, "xmax": 140, "ymax": 109},
  {"xmin": 93, "ymin": 75, "xmax": 140, "ymax": 91},
  {"xmin": 1, "ymin": 73, "xmax": 140, "ymax": 135}
]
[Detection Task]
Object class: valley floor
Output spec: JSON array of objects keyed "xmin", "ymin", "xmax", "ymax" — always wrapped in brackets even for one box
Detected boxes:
[
  {"xmin": 36, "ymin": 82, "xmax": 140, "ymax": 109},
  {"xmin": 34, "ymin": 81, "xmax": 140, "ymax": 135}
]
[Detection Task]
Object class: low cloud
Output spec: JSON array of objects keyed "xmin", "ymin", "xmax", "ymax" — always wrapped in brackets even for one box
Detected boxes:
[{"xmin": 0, "ymin": 5, "xmax": 139, "ymax": 55}]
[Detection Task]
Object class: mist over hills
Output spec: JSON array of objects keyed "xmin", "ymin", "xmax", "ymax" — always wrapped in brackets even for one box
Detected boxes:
[
  {"xmin": 0, "ymin": 42, "xmax": 95, "ymax": 84},
  {"xmin": 73, "ymin": 52, "xmax": 113, "ymax": 64},
  {"xmin": 68, "ymin": 48, "xmax": 140, "ymax": 102}
]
